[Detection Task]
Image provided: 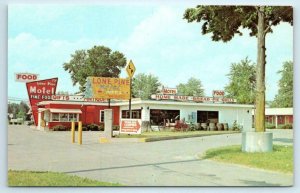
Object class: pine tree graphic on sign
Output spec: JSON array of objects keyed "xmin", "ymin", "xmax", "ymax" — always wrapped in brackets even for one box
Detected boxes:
[{"xmin": 84, "ymin": 78, "xmax": 93, "ymax": 98}]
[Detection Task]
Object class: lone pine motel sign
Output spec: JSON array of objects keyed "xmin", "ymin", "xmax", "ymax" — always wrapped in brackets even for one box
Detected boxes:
[
  {"xmin": 85, "ymin": 77, "xmax": 130, "ymax": 100},
  {"xmin": 26, "ymin": 78, "xmax": 58, "ymax": 125}
]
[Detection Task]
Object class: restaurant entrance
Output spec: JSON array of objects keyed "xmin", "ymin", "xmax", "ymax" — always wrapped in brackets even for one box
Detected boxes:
[{"xmin": 150, "ymin": 109, "xmax": 180, "ymax": 126}]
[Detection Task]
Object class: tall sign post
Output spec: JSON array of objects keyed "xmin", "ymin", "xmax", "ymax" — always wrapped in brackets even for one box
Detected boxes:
[{"xmin": 126, "ymin": 60, "xmax": 136, "ymax": 119}]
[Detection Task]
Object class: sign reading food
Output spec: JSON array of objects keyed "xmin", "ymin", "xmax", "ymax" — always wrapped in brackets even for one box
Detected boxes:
[
  {"xmin": 26, "ymin": 78, "xmax": 58, "ymax": 125},
  {"xmin": 84, "ymin": 77, "xmax": 130, "ymax": 100},
  {"xmin": 212, "ymin": 90, "xmax": 225, "ymax": 97},
  {"xmin": 120, "ymin": 119, "xmax": 142, "ymax": 134},
  {"xmin": 15, "ymin": 73, "xmax": 39, "ymax": 82}
]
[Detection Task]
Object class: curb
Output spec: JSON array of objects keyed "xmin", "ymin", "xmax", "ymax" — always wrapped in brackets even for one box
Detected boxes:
[{"xmin": 138, "ymin": 131, "xmax": 239, "ymax": 142}]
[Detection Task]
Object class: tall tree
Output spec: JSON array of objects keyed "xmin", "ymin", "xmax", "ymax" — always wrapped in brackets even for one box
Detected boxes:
[
  {"xmin": 132, "ymin": 73, "xmax": 161, "ymax": 100},
  {"xmin": 63, "ymin": 45, "xmax": 127, "ymax": 92},
  {"xmin": 225, "ymin": 58, "xmax": 256, "ymax": 104},
  {"xmin": 176, "ymin": 77, "xmax": 204, "ymax": 96},
  {"xmin": 183, "ymin": 6, "xmax": 293, "ymax": 132},
  {"xmin": 7, "ymin": 101, "xmax": 30, "ymax": 120},
  {"xmin": 271, "ymin": 61, "xmax": 293, "ymax": 108}
]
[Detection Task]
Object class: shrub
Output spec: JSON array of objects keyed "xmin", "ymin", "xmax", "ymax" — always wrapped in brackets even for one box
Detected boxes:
[
  {"xmin": 265, "ymin": 123, "xmax": 276, "ymax": 129},
  {"xmin": 99, "ymin": 123, "xmax": 104, "ymax": 131},
  {"xmin": 112, "ymin": 125, "xmax": 120, "ymax": 131},
  {"xmin": 52, "ymin": 125, "xmax": 68, "ymax": 131},
  {"xmin": 278, "ymin": 124, "xmax": 293, "ymax": 129},
  {"xmin": 86, "ymin": 124, "xmax": 100, "ymax": 131}
]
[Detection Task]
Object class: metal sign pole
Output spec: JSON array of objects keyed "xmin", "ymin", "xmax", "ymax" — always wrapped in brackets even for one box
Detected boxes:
[{"xmin": 129, "ymin": 78, "xmax": 132, "ymax": 119}]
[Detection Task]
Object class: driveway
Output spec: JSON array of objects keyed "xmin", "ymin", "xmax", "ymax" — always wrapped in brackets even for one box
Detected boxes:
[{"xmin": 7, "ymin": 125, "xmax": 293, "ymax": 186}]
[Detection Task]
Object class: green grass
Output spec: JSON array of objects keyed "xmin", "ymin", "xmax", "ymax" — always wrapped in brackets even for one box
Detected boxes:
[
  {"xmin": 202, "ymin": 145, "xmax": 293, "ymax": 174},
  {"xmin": 8, "ymin": 170, "xmax": 122, "ymax": 186},
  {"xmin": 116, "ymin": 130, "xmax": 237, "ymax": 138}
]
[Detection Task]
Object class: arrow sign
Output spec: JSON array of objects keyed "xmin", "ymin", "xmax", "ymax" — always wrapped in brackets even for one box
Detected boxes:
[
  {"xmin": 126, "ymin": 60, "xmax": 136, "ymax": 78},
  {"xmin": 120, "ymin": 119, "xmax": 141, "ymax": 134}
]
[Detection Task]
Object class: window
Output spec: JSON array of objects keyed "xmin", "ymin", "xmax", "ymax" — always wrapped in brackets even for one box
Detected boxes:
[
  {"xmin": 197, "ymin": 111, "xmax": 219, "ymax": 123},
  {"xmin": 51, "ymin": 113, "xmax": 79, "ymax": 122},
  {"xmin": 150, "ymin": 109, "xmax": 180, "ymax": 125},
  {"xmin": 52, "ymin": 113, "xmax": 59, "ymax": 121},
  {"xmin": 100, "ymin": 110, "xmax": 105, "ymax": 122},
  {"xmin": 69, "ymin": 113, "xmax": 78, "ymax": 122},
  {"xmin": 60, "ymin": 113, "xmax": 68, "ymax": 122},
  {"xmin": 122, "ymin": 110, "xmax": 141, "ymax": 119}
]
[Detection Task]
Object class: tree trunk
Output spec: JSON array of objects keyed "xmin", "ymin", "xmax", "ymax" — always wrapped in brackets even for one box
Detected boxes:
[{"xmin": 255, "ymin": 6, "xmax": 266, "ymax": 132}]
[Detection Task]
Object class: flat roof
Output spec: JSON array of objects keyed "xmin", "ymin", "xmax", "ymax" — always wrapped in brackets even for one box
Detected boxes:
[{"xmin": 38, "ymin": 99, "xmax": 253, "ymax": 108}]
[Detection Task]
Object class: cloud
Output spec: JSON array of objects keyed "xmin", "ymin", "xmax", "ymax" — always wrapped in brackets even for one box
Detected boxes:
[{"xmin": 8, "ymin": 5, "xmax": 293, "ymax": 102}]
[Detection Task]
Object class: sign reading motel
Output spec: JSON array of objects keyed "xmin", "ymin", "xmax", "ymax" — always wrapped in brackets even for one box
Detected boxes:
[
  {"xmin": 26, "ymin": 78, "xmax": 58, "ymax": 125},
  {"xmin": 162, "ymin": 87, "xmax": 177, "ymax": 95}
]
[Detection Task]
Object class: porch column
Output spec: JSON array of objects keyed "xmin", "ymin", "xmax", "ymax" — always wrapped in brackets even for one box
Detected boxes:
[
  {"xmin": 38, "ymin": 111, "xmax": 42, "ymax": 130},
  {"xmin": 275, "ymin": 115, "xmax": 278, "ymax": 128}
]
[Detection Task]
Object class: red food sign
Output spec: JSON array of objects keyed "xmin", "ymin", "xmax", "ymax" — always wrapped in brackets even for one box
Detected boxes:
[{"xmin": 26, "ymin": 78, "xmax": 58, "ymax": 125}]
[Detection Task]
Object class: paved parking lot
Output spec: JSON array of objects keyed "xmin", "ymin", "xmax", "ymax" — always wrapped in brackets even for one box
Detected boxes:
[{"xmin": 7, "ymin": 125, "xmax": 293, "ymax": 186}]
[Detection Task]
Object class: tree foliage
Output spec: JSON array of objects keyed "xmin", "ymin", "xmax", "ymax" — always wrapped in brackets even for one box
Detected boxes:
[
  {"xmin": 132, "ymin": 73, "xmax": 161, "ymax": 100},
  {"xmin": 271, "ymin": 61, "xmax": 293, "ymax": 108},
  {"xmin": 7, "ymin": 101, "xmax": 30, "ymax": 120},
  {"xmin": 63, "ymin": 45, "xmax": 127, "ymax": 92},
  {"xmin": 225, "ymin": 58, "xmax": 256, "ymax": 104},
  {"xmin": 176, "ymin": 77, "xmax": 204, "ymax": 96},
  {"xmin": 183, "ymin": 6, "xmax": 292, "ymax": 42},
  {"xmin": 183, "ymin": 5, "xmax": 292, "ymax": 132}
]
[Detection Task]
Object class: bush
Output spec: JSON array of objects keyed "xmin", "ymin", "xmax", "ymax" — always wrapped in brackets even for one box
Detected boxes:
[
  {"xmin": 112, "ymin": 125, "xmax": 120, "ymax": 131},
  {"xmin": 99, "ymin": 123, "xmax": 104, "ymax": 131},
  {"xmin": 265, "ymin": 123, "xmax": 276, "ymax": 129},
  {"xmin": 86, "ymin": 124, "xmax": 100, "ymax": 131},
  {"xmin": 278, "ymin": 124, "xmax": 293, "ymax": 129},
  {"xmin": 52, "ymin": 125, "xmax": 68, "ymax": 131}
]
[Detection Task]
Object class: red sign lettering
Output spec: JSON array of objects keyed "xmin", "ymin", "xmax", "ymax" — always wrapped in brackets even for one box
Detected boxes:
[{"xmin": 15, "ymin": 73, "xmax": 39, "ymax": 82}]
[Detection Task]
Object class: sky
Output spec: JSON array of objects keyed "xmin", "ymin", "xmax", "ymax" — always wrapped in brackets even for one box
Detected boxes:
[{"xmin": 7, "ymin": 3, "xmax": 293, "ymax": 102}]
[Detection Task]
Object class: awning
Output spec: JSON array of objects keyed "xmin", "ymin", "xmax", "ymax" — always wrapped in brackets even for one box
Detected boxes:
[{"xmin": 49, "ymin": 108, "xmax": 82, "ymax": 114}]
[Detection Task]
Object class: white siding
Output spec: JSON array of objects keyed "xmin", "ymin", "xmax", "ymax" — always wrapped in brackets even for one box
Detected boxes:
[{"xmin": 120, "ymin": 103, "xmax": 253, "ymax": 131}]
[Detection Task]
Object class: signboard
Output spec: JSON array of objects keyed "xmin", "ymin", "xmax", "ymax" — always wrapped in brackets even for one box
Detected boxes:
[
  {"xmin": 15, "ymin": 73, "xmax": 39, "ymax": 82},
  {"xmin": 85, "ymin": 77, "xmax": 130, "ymax": 100},
  {"xmin": 26, "ymin": 78, "xmax": 58, "ymax": 125},
  {"xmin": 126, "ymin": 60, "xmax": 136, "ymax": 78},
  {"xmin": 120, "ymin": 119, "xmax": 142, "ymax": 134},
  {"xmin": 212, "ymin": 90, "xmax": 225, "ymax": 98},
  {"xmin": 162, "ymin": 87, "xmax": 177, "ymax": 95},
  {"xmin": 151, "ymin": 94, "xmax": 236, "ymax": 103}
]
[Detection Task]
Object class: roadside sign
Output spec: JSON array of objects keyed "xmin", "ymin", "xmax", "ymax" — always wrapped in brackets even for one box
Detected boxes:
[
  {"xmin": 84, "ymin": 77, "xmax": 130, "ymax": 100},
  {"xmin": 120, "ymin": 119, "xmax": 142, "ymax": 134},
  {"xmin": 15, "ymin": 73, "xmax": 39, "ymax": 82},
  {"xmin": 212, "ymin": 90, "xmax": 225, "ymax": 97},
  {"xmin": 126, "ymin": 60, "xmax": 136, "ymax": 78},
  {"xmin": 26, "ymin": 78, "xmax": 58, "ymax": 125}
]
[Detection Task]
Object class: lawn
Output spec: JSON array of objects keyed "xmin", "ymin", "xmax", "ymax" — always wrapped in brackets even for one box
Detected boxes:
[
  {"xmin": 202, "ymin": 145, "xmax": 293, "ymax": 173},
  {"xmin": 8, "ymin": 170, "xmax": 122, "ymax": 186},
  {"xmin": 116, "ymin": 130, "xmax": 238, "ymax": 139}
]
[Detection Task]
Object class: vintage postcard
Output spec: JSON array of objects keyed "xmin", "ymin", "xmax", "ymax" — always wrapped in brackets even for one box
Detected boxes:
[{"xmin": 7, "ymin": 3, "xmax": 293, "ymax": 187}]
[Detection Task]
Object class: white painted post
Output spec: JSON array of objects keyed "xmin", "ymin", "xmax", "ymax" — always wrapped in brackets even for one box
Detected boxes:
[
  {"xmin": 275, "ymin": 115, "xmax": 278, "ymax": 128},
  {"xmin": 37, "ymin": 111, "xmax": 42, "ymax": 130},
  {"xmin": 104, "ymin": 109, "xmax": 113, "ymax": 138}
]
